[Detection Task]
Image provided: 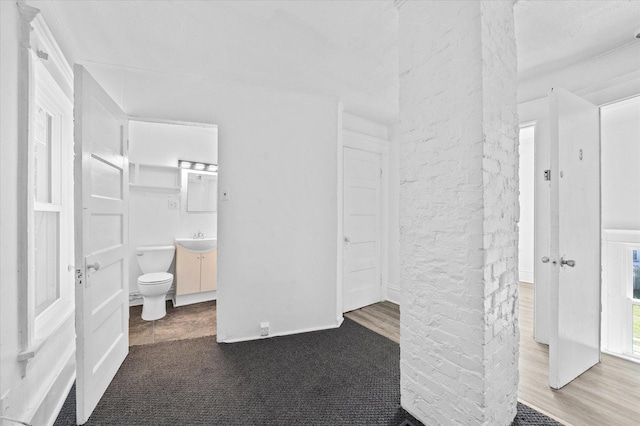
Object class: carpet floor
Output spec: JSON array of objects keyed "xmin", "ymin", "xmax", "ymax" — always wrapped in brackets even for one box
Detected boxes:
[{"xmin": 54, "ymin": 318, "xmax": 559, "ymax": 425}]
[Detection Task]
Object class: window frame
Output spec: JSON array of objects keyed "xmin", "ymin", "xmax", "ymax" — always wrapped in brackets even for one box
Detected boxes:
[{"xmin": 16, "ymin": 6, "xmax": 75, "ymax": 375}]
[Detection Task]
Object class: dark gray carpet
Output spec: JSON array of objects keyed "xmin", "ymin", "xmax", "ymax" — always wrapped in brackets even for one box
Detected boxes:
[{"xmin": 54, "ymin": 318, "xmax": 559, "ymax": 425}]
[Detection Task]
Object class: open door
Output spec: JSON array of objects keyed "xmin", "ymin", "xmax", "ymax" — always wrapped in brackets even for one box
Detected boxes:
[
  {"xmin": 548, "ymin": 87, "xmax": 601, "ymax": 389},
  {"xmin": 74, "ymin": 65, "xmax": 129, "ymax": 423}
]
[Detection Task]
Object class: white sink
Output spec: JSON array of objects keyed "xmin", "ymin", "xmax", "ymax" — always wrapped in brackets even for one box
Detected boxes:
[{"xmin": 175, "ymin": 238, "xmax": 217, "ymax": 252}]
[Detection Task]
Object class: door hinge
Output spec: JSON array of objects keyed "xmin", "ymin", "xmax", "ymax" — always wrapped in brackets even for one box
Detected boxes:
[{"xmin": 544, "ymin": 170, "xmax": 551, "ymax": 181}]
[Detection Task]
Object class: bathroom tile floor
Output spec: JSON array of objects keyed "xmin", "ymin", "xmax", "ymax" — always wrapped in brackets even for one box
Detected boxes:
[{"xmin": 129, "ymin": 300, "xmax": 217, "ymax": 346}]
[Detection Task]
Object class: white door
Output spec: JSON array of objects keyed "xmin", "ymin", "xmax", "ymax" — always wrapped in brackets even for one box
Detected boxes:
[
  {"xmin": 74, "ymin": 65, "xmax": 130, "ymax": 424},
  {"xmin": 342, "ymin": 146, "xmax": 382, "ymax": 312},
  {"xmin": 548, "ymin": 87, "xmax": 601, "ymax": 389}
]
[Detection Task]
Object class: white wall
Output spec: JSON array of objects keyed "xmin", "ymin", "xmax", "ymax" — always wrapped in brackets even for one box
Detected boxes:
[
  {"xmin": 518, "ymin": 126, "xmax": 535, "ymax": 283},
  {"xmin": 216, "ymin": 91, "xmax": 339, "ymax": 342},
  {"xmin": 0, "ymin": 2, "xmax": 21, "ymax": 420},
  {"xmin": 128, "ymin": 120, "xmax": 218, "ymax": 297},
  {"xmin": 1, "ymin": 5, "xmax": 76, "ymax": 425},
  {"xmin": 601, "ymin": 96, "xmax": 640, "ymax": 231}
]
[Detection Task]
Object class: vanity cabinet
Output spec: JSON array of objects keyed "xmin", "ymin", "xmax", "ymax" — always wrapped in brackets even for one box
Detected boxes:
[{"xmin": 175, "ymin": 245, "xmax": 217, "ymax": 296}]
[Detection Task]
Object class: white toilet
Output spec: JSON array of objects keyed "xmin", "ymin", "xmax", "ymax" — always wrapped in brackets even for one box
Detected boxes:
[{"xmin": 136, "ymin": 245, "xmax": 175, "ymax": 321}]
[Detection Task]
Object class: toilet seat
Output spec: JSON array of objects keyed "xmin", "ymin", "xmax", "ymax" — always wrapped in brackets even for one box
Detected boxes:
[{"xmin": 138, "ymin": 272, "xmax": 173, "ymax": 285}]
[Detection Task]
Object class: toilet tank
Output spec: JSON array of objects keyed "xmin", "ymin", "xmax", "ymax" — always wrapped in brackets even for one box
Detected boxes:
[{"xmin": 136, "ymin": 245, "xmax": 175, "ymax": 274}]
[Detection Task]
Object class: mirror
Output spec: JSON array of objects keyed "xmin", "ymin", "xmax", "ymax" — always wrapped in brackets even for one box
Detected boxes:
[{"xmin": 187, "ymin": 173, "xmax": 217, "ymax": 212}]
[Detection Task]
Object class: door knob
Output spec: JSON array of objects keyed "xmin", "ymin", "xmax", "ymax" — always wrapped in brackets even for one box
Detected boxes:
[
  {"xmin": 87, "ymin": 261, "xmax": 101, "ymax": 271},
  {"xmin": 560, "ymin": 258, "xmax": 575, "ymax": 267},
  {"xmin": 541, "ymin": 257, "xmax": 550, "ymax": 263},
  {"xmin": 344, "ymin": 236, "xmax": 351, "ymax": 243}
]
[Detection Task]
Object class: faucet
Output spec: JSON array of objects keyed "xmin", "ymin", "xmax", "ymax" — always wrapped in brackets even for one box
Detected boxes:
[{"xmin": 193, "ymin": 230, "xmax": 205, "ymax": 239}]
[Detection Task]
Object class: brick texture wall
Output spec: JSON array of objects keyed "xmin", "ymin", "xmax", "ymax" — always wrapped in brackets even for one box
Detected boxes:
[{"xmin": 399, "ymin": 1, "xmax": 519, "ymax": 424}]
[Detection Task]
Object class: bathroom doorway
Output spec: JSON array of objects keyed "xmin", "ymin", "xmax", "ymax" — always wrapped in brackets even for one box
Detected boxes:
[{"xmin": 126, "ymin": 118, "xmax": 219, "ymax": 347}]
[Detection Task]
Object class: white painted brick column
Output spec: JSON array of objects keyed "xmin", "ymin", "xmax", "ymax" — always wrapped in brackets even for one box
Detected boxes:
[{"xmin": 398, "ymin": 1, "xmax": 519, "ymax": 425}]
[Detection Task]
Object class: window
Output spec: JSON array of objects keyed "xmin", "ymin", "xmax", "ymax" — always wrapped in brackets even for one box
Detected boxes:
[
  {"xmin": 33, "ymin": 104, "xmax": 62, "ymax": 316},
  {"xmin": 29, "ymin": 57, "xmax": 73, "ymax": 342}
]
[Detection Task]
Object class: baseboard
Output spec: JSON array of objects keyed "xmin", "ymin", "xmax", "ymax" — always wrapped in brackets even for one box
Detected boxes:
[
  {"xmin": 601, "ymin": 349, "xmax": 640, "ymax": 365},
  {"xmin": 386, "ymin": 285, "xmax": 401, "ymax": 305},
  {"xmin": 220, "ymin": 321, "xmax": 343, "ymax": 344},
  {"xmin": 30, "ymin": 347, "xmax": 76, "ymax": 426}
]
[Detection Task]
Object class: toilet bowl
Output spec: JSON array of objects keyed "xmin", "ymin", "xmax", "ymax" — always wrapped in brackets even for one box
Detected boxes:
[
  {"xmin": 136, "ymin": 245, "xmax": 175, "ymax": 321},
  {"xmin": 138, "ymin": 273, "xmax": 173, "ymax": 320}
]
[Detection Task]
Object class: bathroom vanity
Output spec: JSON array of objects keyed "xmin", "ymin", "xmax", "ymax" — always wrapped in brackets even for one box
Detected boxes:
[{"xmin": 174, "ymin": 238, "xmax": 217, "ymax": 307}]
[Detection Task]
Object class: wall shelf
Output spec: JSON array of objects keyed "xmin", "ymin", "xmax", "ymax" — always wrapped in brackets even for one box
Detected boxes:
[
  {"xmin": 129, "ymin": 184, "xmax": 181, "ymax": 193},
  {"xmin": 129, "ymin": 162, "xmax": 182, "ymax": 191}
]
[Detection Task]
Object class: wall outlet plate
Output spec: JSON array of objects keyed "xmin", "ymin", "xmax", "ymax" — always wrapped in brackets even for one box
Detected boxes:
[{"xmin": 260, "ymin": 322, "xmax": 269, "ymax": 337}]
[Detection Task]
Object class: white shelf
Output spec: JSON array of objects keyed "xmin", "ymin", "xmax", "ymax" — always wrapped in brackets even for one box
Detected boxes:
[
  {"xmin": 129, "ymin": 162, "xmax": 182, "ymax": 190},
  {"xmin": 129, "ymin": 184, "xmax": 181, "ymax": 193}
]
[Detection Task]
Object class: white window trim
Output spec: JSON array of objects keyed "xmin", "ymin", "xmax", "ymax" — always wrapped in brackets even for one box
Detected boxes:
[{"xmin": 17, "ymin": 4, "xmax": 74, "ymax": 377}]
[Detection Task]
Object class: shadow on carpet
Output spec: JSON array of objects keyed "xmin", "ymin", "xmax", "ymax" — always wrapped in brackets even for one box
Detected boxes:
[{"xmin": 54, "ymin": 319, "xmax": 559, "ymax": 425}]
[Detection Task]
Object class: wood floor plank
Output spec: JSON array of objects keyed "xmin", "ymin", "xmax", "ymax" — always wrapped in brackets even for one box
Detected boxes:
[{"xmin": 346, "ymin": 283, "xmax": 640, "ymax": 426}]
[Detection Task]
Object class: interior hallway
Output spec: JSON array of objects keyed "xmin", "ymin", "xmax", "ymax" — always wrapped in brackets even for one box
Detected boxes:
[{"xmin": 346, "ymin": 283, "xmax": 640, "ymax": 426}]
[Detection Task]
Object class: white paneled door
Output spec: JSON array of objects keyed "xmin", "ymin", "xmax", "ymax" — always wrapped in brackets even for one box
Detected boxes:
[
  {"xmin": 548, "ymin": 88, "xmax": 601, "ymax": 389},
  {"xmin": 74, "ymin": 65, "xmax": 129, "ymax": 424},
  {"xmin": 342, "ymin": 146, "xmax": 382, "ymax": 313}
]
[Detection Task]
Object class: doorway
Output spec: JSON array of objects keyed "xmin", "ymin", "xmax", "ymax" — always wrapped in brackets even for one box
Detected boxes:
[
  {"xmin": 126, "ymin": 118, "xmax": 219, "ymax": 347},
  {"xmin": 341, "ymin": 130, "xmax": 388, "ymax": 313}
]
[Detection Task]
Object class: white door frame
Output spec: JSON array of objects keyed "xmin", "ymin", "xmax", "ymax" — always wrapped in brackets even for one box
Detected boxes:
[{"xmin": 337, "ymin": 129, "xmax": 389, "ymax": 315}]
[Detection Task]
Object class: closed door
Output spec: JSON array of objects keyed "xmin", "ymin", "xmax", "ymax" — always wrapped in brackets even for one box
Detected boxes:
[
  {"xmin": 342, "ymin": 147, "xmax": 382, "ymax": 312},
  {"xmin": 74, "ymin": 65, "xmax": 130, "ymax": 423},
  {"xmin": 535, "ymin": 88, "xmax": 601, "ymax": 389}
]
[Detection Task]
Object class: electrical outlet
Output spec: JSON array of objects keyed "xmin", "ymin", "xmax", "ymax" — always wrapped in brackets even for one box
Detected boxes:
[
  {"xmin": 260, "ymin": 322, "xmax": 269, "ymax": 337},
  {"xmin": 168, "ymin": 199, "xmax": 178, "ymax": 209}
]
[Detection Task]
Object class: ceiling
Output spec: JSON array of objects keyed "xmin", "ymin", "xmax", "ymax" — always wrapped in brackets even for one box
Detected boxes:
[
  {"xmin": 29, "ymin": 0, "xmax": 640, "ymax": 125},
  {"xmin": 514, "ymin": 0, "xmax": 640, "ymax": 80}
]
